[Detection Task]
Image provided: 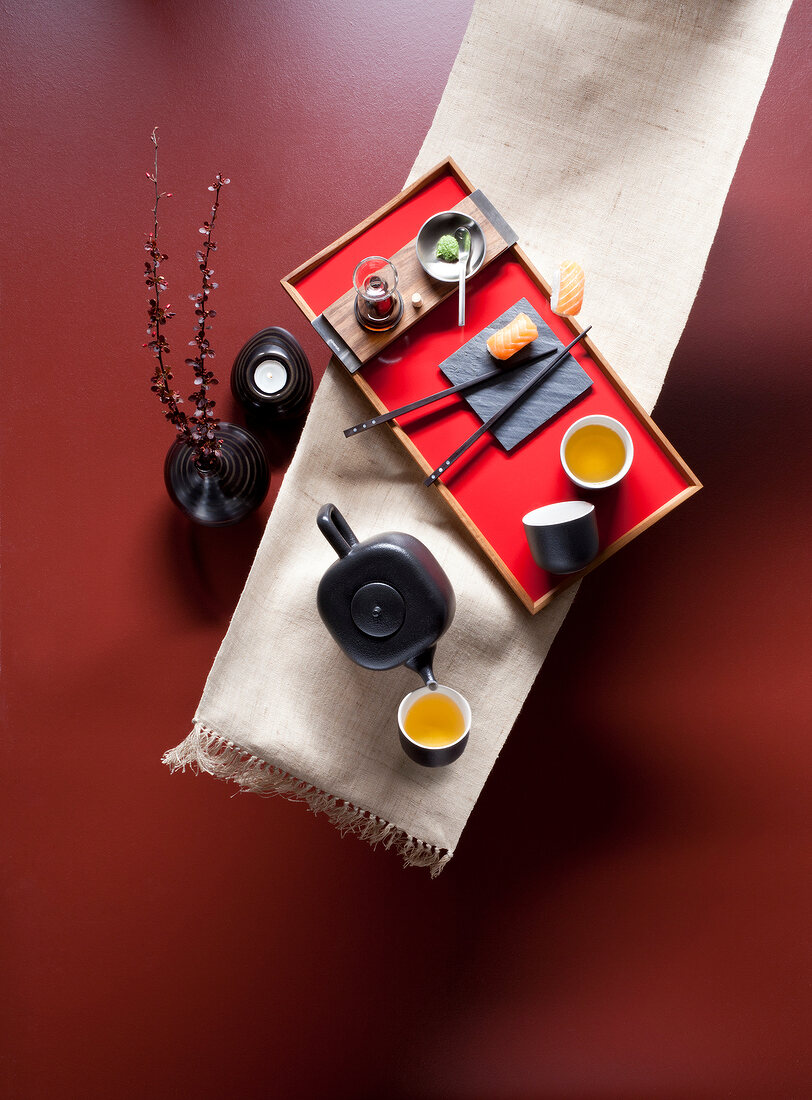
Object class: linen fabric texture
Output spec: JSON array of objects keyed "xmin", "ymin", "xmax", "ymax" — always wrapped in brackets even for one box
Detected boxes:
[{"xmin": 164, "ymin": 0, "xmax": 791, "ymax": 873}]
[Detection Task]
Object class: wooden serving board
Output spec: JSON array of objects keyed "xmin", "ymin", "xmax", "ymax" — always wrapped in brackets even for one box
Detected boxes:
[
  {"xmin": 282, "ymin": 159, "xmax": 701, "ymax": 613},
  {"xmin": 320, "ymin": 193, "xmax": 511, "ymax": 364}
]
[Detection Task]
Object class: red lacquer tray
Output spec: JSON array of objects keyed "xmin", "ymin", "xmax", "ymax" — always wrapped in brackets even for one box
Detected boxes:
[{"xmin": 283, "ymin": 159, "xmax": 701, "ymax": 613}]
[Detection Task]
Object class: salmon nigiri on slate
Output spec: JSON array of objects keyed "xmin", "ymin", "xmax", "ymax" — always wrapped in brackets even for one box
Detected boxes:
[{"xmin": 486, "ymin": 312, "xmax": 539, "ymax": 360}]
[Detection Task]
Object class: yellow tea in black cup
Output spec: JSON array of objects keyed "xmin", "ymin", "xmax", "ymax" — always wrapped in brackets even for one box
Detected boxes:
[
  {"xmin": 560, "ymin": 414, "xmax": 633, "ymax": 490},
  {"xmin": 398, "ymin": 685, "xmax": 471, "ymax": 767}
]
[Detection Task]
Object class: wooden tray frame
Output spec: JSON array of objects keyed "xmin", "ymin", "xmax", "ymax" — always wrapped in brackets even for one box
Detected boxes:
[{"xmin": 282, "ymin": 158, "xmax": 701, "ymax": 613}]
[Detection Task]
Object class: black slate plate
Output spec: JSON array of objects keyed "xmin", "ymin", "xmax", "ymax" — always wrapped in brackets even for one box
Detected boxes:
[{"xmin": 439, "ymin": 298, "xmax": 592, "ymax": 451}]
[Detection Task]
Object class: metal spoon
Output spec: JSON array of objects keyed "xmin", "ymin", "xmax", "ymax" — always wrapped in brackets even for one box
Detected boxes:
[{"xmin": 455, "ymin": 226, "xmax": 471, "ymax": 327}]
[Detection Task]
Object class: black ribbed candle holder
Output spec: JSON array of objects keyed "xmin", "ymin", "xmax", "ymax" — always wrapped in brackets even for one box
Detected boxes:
[
  {"xmin": 164, "ymin": 421, "xmax": 270, "ymax": 527},
  {"xmin": 231, "ymin": 327, "xmax": 313, "ymax": 421}
]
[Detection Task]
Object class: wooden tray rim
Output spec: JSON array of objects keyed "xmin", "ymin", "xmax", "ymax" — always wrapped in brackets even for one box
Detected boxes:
[{"xmin": 281, "ymin": 157, "xmax": 702, "ymax": 613}]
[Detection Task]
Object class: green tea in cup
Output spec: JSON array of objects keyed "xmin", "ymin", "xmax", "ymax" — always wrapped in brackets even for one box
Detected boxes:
[
  {"xmin": 402, "ymin": 690, "xmax": 467, "ymax": 747},
  {"xmin": 560, "ymin": 414, "xmax": 634, "ymax": 489},
  {"xmin": 398, "ymin": 685, "xmax": 471, "ymax": 767}
]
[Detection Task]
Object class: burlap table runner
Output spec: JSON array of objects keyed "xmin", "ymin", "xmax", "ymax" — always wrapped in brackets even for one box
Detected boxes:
[{"xmin": 164, "ymin": 0, "xmax": 790, "ymax": 873}]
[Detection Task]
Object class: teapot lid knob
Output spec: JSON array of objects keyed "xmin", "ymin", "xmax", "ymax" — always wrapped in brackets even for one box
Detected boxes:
[{"xmin": 350, "ymin": 582, "xmax": 405, "ymax": 639}]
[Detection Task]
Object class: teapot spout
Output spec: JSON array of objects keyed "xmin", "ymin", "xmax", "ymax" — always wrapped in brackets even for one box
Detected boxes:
[{"xmin": 406, "ymin": 646, "xmax": 438, "ymax": 691}]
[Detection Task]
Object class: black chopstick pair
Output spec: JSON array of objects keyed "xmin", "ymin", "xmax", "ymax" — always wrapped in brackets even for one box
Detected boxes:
[
  {"xmin": 343, "ymin": 343, "xmax": 558, "ymax": 438},
  {"xmin": 343, "ymin": 327, "xmax": 591, "ymax": 485}
]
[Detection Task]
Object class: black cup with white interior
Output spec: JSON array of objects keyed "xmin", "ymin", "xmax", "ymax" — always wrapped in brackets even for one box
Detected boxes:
[
  {"xmin": 397, "ymin": 684, "xmax": 471, "ymax": 768},
  {"xmin": 522, "ymin": 500, "xmax": 599, "ymax": 574}
]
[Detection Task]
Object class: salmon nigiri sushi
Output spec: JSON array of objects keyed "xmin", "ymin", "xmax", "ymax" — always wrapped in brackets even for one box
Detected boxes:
[
  {"xmin": 486, "ymin": 312, "xmax": 538, "ymax": 360},
  {"xmin": 551, "ymin": 260, "xmax": 585, "ymax": 317}
]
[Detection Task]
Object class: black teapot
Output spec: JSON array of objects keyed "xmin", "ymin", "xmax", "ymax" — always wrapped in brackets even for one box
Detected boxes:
[{"xmin": 316, "ymin": 504, "xmax": 455, "ymax": 688}]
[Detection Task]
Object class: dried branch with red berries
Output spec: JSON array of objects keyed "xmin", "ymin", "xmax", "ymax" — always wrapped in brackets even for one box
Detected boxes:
[{"xmin": 144, "ymin": 128, "xmax": 229, "ymax": 466}]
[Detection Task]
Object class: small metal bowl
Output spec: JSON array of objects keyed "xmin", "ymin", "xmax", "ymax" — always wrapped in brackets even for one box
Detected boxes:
[{"xmin": 415, "ymin": 211, "xmax": 487, "ymax": 283}]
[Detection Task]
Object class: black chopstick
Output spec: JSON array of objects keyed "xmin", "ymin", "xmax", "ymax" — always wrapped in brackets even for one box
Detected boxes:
[
  {"xmin": 424, "ymin": 327, "xmax": 591, "ymax": 486},
  {"xmin": 343, "ymin": 345, "xmax": 558, "ymax": 438}
]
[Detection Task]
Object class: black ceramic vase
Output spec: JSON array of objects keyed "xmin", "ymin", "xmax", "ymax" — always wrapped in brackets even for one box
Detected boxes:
[
  {"xmin": 230, "ymin": 327, "xmax": 313, "ymax": 421},
  {"xmin": 164, "ymin": 421, "xmax": 270, "ymax": 527}
]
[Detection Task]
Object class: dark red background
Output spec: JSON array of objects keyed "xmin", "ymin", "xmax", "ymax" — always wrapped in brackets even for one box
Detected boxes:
[{"xmin": 2, "ymin": 2, "xmax": 810, "ymax": 1096}]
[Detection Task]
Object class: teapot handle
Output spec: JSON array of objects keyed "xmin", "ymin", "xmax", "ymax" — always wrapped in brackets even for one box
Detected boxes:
[{"xmin": 317, "ymin": 503, "xmax": 359, "ymax": 559}]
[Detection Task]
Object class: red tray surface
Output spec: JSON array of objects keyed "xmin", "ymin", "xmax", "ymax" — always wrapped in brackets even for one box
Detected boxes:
[{"xmin": 293, "ymin": 171, "xmax": 692, "ymax": 606}]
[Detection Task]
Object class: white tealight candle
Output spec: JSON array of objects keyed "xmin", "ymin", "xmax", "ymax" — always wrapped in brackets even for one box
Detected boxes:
[{"xmin": 252, "ymin": 358, "xmax": 289, "ymax": 396}]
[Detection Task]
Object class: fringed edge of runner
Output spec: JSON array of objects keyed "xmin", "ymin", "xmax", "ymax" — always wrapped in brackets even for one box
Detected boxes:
[{"xmin": 162, "ymin": 723, "xmax": 453, "ymax": 878}]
